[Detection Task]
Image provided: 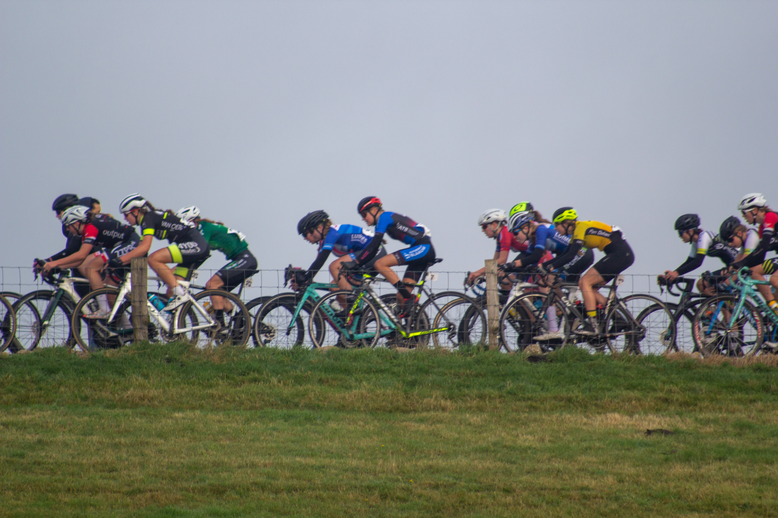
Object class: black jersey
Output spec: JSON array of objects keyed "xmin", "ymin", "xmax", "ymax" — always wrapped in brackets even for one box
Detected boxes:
[
  {"xmin": 82, "ymin": 214, "xmax": 138, "ymax": 248},
  {"xmin": 139, "ymin": 210, "xmax": 199, "ymax": 244}
]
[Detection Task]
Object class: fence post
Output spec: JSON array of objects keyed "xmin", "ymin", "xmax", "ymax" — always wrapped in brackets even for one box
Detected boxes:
[
  {"xmin": 131, "ymin": 257, "xmax": 149, "ymax": 342},
  {"xmin": 485, "ymin": 259, "xmax": 499, "ymax": 350}
]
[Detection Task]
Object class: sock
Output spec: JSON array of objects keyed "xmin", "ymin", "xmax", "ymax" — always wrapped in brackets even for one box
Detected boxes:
[
  {"xmin": 546, "ymin": 306, "xmax": 558, "ymax": 332},
  {"xmin": 174, "ymin": 285, "xmax": 187, "ymax": 297},
  {"xmin": 215, "ymin": 309, "xmax": 225, "ymax": 325},
  {"xmin": 394, "ymin": 281, "xmax": 412, "ymax": 300},
  {"xmin": 769, "ymin": 300, "xmax": 778, "ymax": 312},
  {"xmin": 586, "ymin": 310, "xmax": 597, "ymax": 319},
  {"xmin": 98, "ymin": 294, "xmax": 110, "ymax": 312},
  {"xmin": 120, "ymin": 313, "xmax": 132, "ymax": 328}
]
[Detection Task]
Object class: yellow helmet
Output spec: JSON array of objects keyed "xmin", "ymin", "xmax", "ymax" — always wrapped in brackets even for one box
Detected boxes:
[{"xmin": 552, "ymin": 207, "xmax": 578, "ymax": 223}]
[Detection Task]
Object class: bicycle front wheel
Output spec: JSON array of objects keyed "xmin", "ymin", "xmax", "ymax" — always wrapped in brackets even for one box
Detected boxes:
[
  {"xmin": 430, "ymin": 295, "xmax": 486, "ymax": 349},
  {"xmin": 3, "ymin": 292, "xmax": 38, "ymax": 353},
  {"xmin": 499, "ymin": 293, "xmax": 566, "ymax": 353},
  {"xmin": 692, "ymin": 295, "xmax": 764, "ymax": 357},
  {"xmin": 309, "ymin": 290, "xmax": 381, "ymax": 348},
  {"xmin": 70, "ymin": 286, "xmax": 130, "ymax": 352},
  {"xmin": 253, "ymin": 294, "xmax": 308, "ymax": 348},
  {"xmin": 14, "ymin": 290, "xmax": 75, "ymax": 350},
  {"xmin": 0, "ymin": 295, "xmax": 17, "ymax": 353}
]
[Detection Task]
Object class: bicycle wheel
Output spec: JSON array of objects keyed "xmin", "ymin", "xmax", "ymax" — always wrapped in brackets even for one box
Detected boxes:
[
  {"xmin": 620, "ymin": 294, "xmax": 676, "ymax": 355},
  {"xmin": 309, "ymin": 290, "xmax": 381, "ymax": 348},
  {"xmin": 15, "ymin": 290, "xmax": 76, "ymax": 350},
  {"xmin": 430, "ymin": 295, "xmax": 486, "ymax": 349},
  {"xmin": 499, "ymin": 293, "xmax": 566, "ymax": 353},
  {"xmin": 0, "ymin": 295, "xmax": 17, "ymax": 353},
  {"xmin": 253, "ymin": 293, "xmax": 308, "ymax": 348},
  {"xmin": 692, "ymin": 295, "xmax": 764, "ymax": 357},
  {"xmin": 71, "ymin": 286, "xmax": 131, "ymax": 352},
  {"xmin": 245, "ymin": 296, "xmax": 272, "ymax": 347},
  {"xmin": 180, "ymin": 290, "xmax": 251, "ymax": 348},
  {"xmin": 2, "ymin": 292, "xmax": 37, "ymax": 353}
]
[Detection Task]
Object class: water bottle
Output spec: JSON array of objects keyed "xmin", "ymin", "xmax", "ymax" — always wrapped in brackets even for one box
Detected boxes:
[{"xmin": 148, "ymin": 294, "xmax": 166, "ymax": 311}]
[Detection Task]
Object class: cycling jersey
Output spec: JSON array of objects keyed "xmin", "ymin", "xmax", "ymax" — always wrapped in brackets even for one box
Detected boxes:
[
  {"xmin": 732, "ymin": 212, "xmax": 778, "ymax": 269},
  {"xmin": 674, "ymin": 230, "xmax": 737, "ymax": 276},
  {"xmin": 197, "ymin": 220, "xmax": 249, "ymax": 260},
  {"xmin": 495, "ymin": 226, "xmax": 529, "ymax": 254},
  {"xmin": 545, "ymin": 220, "xmax": 623, "ymax": 271},
  {"xmin": 308, "ymin": 224, "xmax": 382, "ymax": 277},
  {"xmin": 138, "ymin": 210, "xmax": 198, "ymax": 243},
  {"xmin": 355, "ymin": 211, "xmax": 431, "ymax": 266},
  {"xmin": 739, "ymin": 228, "xmax": 759, "ymax": 256},
  {"xmin": 82, "ymin": 214, "xmax": 138, "ymax": 249}
]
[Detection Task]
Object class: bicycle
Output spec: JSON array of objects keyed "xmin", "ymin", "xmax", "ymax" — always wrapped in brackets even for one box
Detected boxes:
[
  {"xmin": 12, "ymin": 265, "xmax": 91, "ymax": 350},
  {"xmin": 691, "ymin": 268, "xmax": 773, "ymax": 357},
  {"xmin": 70, "ymin": 271, "xmax": 251, "ymax": 351},
  {"xmin": 499, "ymin": 272, "xmax": 675, "ymax": 354},
  {"xmin": 308, "ymin": 259, "xmax": 485, "ymax": 349},
  {"xmin": 646, "ymin": 276, "xmax": 713, "ymax": 353},
  {"xmin": 251, "ymin": 265, "xmax": 338, "ymax": 349}
]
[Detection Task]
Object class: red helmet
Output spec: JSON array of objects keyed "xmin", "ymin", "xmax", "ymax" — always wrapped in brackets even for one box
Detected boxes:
[{"xmin": 357, "ymin": 196, "xmax": 382, "ymax": 214}]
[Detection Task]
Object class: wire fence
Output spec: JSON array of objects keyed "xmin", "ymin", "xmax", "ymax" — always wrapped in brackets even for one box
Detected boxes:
[{"xmin": 0, "ymin": 266, "xmax": 672, "ymax": 303}]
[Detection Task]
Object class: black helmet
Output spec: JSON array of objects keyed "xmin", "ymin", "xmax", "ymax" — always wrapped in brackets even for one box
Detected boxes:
[
  {"xmin": 719, "ymin": 216, "xmax": 741, "ymax": 242},
  {"xmin": 52, "ymin": 194, "xmax": 80, "ymax": 212},
  {"xmin": 674, "ymin": 213, "xmax": 700, "ymax": 232},
  {"xmin": 357, "ymin": 196, "xmax": 382, "ymax": 214},
  {"xmin": 297, "ymin": 210, "xmax": 329, "ymax": 235}
]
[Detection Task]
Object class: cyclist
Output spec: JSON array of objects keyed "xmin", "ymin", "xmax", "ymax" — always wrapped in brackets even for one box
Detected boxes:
[
  {"xmin": 466, "ymin": 209, "xmax": 528, "ymax": 287},
  {"xmin": 719, "ymin": 216, "xmax": 759, "ymax": 261},
  {"xmin": 348, "ymin": 197, "xmax": 434, "ymax": 316},
  {"xmin": 543, "ymin": 207, "xmax": 635, "ymax": 335},
  {"xmin": 116, "ymin": 194, "xmax": 210, "ymax": 310},
  {"xmin": 42, "ymin": 205, "xmax": 141, "ymax": 317},
  {"xmin": 659, "ymin": 214, "xmax": 737, "ymax": 294},
  {"xmin": 729, "ymin": 193, "xmax": 778, "ymax": 314},
  {"xmin": 176, "ymin": 206, "xmax": 258, "ymax": 324},
  {"xmin": 506, "ymin": 209, "xmax": 593, "ymax": 340},
  {"xmin": 295, "ymin": 210, "xmax": 387, "ymax": 309}
]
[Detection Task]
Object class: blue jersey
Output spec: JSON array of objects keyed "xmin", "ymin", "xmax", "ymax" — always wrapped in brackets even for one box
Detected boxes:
[
  {"xmin": 319, "ymin": 224, "xmax": 375, "ymax": 257},
  {"xmin": 534, "ymin": 224, "xmax": 571, "ymax": 255},
  {"xmin": 373, "ymin": 212, "xmax": 430, "ymax": 246}
]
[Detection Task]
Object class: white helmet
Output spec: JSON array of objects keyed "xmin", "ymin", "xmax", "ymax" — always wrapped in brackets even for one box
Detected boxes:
[
  {"xmin": 119, "ymin": 193, "xmax": 147, "ymax": 214},
  {"xmin": 478, "ymin": 209, "xmax": 507, "ymax": 226},
  {"xmin": 737, "ymin": 193, "xmax": 767, "ymax": 211},
  {"xmin": 60, "ymin": 205, "xmax": 90, "ymax": 226},
  {"xmin": 176, "ymin": 206, "xmax": 201, "ymax": 223}
]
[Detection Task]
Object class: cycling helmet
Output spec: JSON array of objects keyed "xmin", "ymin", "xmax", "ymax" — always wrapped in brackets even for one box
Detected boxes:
[
  {"xmin": 737, "ymin": 193, "xmax": 767, "ymax": 211},
  {"xmin": 52, "ymin": 194, "xmax": 80, "ymax": 212},
  {"xmin": 509, "ymin": 211, "xmax": 534, "ymax": 233},
  {"xmin": 552, "ymin": 207, "xmax": 578, "ymax": 223},
  {"xmin": 357, "ymin": 196, "xmax": 382, "ymax": 214},
  {"xmin": 298, "ymin": 210, "xmax": 329, "ymax": 235},
  {"xmin": 508, "ymin": 202, "xmax": 534, "ymax": 218},
  {"xmin": 478, "ymin": 209, "xmax": 507, "ymax": 226},
  {"xmin": 719, "ymin": 216, "xmax": 741, "ymax": 242},
  {"xmin": 674, "ymin": 213, "xmax": 700, "ymax": 232},
  {"xmin": 60, "ymin": 205, "xmax": 90, "ymax": 226},
  {"xmin": 119, "ymin": 193, "xmax": 147, "ymax": 214},
  {"xmin": 175, "ymin": 206, "xmax": 201, "ymax": 223}
]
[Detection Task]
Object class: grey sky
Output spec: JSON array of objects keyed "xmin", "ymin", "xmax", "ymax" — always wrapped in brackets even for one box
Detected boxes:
[{"xmin": 1, "ymin": 0, "xmax": 776, "ymax": 289}]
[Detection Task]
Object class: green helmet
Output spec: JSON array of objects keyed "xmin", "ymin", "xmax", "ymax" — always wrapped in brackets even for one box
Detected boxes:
[{"xmin": 509, "ymin": 202, "xmax": 534, "ymax": 218}]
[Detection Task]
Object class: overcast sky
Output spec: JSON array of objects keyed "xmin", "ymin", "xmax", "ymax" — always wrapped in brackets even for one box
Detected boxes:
[{"xmin": 1, "ymin": 0, "xmax": 776, "ymax": 292}]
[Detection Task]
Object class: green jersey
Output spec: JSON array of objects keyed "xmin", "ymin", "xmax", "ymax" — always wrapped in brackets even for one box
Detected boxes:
[{"xmin": 197, "ymin": 220, "xmax": 249, "ymax": 260}]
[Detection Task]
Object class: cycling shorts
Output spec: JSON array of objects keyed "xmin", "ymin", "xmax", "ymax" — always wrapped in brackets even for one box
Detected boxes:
[
  {"xmin": 349, "ymin": 246, "xmax": 387, "ymax": 271},
  {"xmin": 763, "ymin": 257, "xmax": 778, "ymax": 275},
  {"xmin": 560, "ymin": 247, "xmax": 595, "ymax": 282},
  {"xmin": 168, "ymin": 240, "xmax": 209, "ymax": 266},
  {"xmin": 102, "ymin": 235, "xmax": 142, "ymax": 283},
  {"xmin": 591, "ymin": 239, "xmax": 634, "ymax": 281},
  {"xmin": 216, "ymin": 249, "xmax": 259, "ymax": 292},
  {"xmin": 393, "ymin": 244, "xmax": 436, "ymax": 282}
]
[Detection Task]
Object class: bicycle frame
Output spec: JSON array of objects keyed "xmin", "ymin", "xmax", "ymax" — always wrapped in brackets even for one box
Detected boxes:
[{"xmin": 702, "ymin": 269, "xmax": 773, "ymax": 340}]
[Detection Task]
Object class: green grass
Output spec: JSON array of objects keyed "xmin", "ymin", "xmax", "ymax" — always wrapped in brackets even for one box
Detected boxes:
[{"xmin": 1, "ymin": 344, "xmax": 777, "ymax": 517}]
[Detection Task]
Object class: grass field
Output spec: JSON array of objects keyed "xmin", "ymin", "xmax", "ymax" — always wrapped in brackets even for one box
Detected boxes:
[{"xmin": 1, "ymin": 344, "xmax": 777, "ymax": 517}]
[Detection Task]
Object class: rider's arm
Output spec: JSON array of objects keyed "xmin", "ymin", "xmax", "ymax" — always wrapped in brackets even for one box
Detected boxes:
[
  {"xmin": 46, "ymin": 242, "xmax": 94, "ymax": 270},
  {"xmin": 306, "ymin": 249, "xmax": 333, "ymax": 278},
  {"xmin": 673, "ymin": 254, "xmax": 704, "ymax": 276},
  {"xmin": 545, "ymin": 239, "xmax": 583, "ymax": 271},
  {"xmin": 354, "ymin": 231, "xmax": 384, "ymax": 266},
  {"xmin": 117, "ymin": 235, "xmax": 153, "ymax": 265}
]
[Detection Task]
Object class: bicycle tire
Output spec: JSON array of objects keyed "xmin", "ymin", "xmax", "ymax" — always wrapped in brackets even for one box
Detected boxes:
[
  {"xmin": 0, "ymin": 294, "xmax": 17, "ymax": 353},
  {"xmin": 180, "ymin": 290, "xmax": 251, "ymax": 348},
  {"xmin": 691, "ymin": 295, "xmax": 764, "ymax": 357},
  {"xmin": 430, "ymin": 295, "xmax": 486, "ymax": 349},
  {"xmin": 309, "ymin": 290, "xmax": 381, "ymax": 348},
  {"xmin": 253, "ymin": 293, "xmax": 308, "ymax": 348},
  {"xmin": 371, "ymin": 293, "xmax": 429, "ymax": 349},
  {"xmin": 2, "ymin": 292, "xmax": 38, "ymax": 353},
  {"xmin": 15, "ymin": 290, "xmax": 75, "ymax": 350},
  {"xmin": 499, "ymin": 293, "xmax": 567, "ymax": 353},
  {"xmin": 620, "ymin": 294, "xmax": 676, "ymax": 355},
  {"xmin": 70, "ymin": 286, "xmax": 130, "ymax": 352},
  {"xmin": 245, "ymin": 295, "xmax": 272, "ymax": 347}
]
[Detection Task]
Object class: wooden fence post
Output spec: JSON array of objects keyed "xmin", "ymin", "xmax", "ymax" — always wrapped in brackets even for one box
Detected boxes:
[
  {"xmin": 131, "ymin": 257, "xmax": 149, "ymax": 342},
  {"xmin": 485, "ymin": 259, "xmax": 499, "ymax": 350}
]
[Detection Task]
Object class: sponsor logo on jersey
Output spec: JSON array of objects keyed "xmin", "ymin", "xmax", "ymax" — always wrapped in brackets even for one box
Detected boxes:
[{"xmin": 101, "ymin": 229, "xmax": 127, "ymax": 240}]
